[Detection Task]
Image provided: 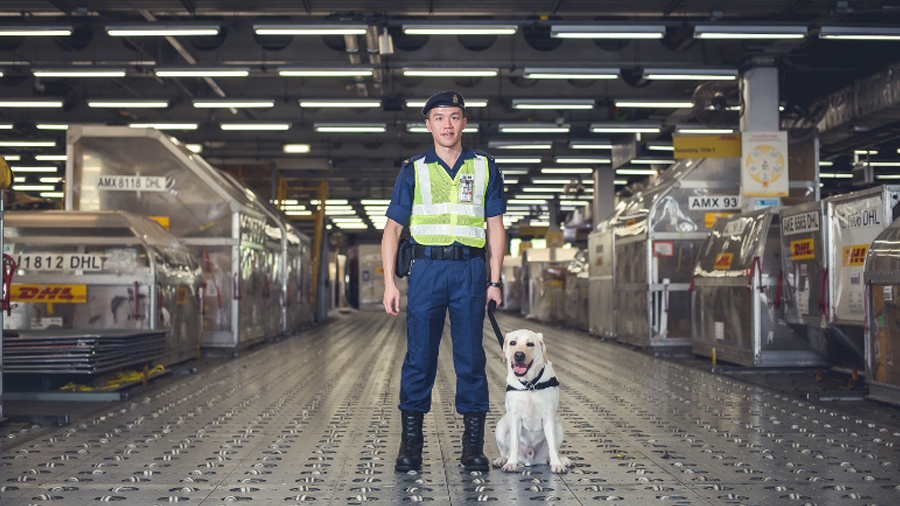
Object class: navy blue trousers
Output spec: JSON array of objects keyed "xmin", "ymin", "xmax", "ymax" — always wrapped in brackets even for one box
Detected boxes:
[{"xmin": 399, "ymin": 254, "xmax": 488, "ymax": 414}]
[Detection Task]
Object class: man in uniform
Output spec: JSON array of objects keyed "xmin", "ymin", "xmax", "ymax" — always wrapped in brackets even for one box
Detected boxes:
[{"xmin": 381, "ymin": 90, "xmax": 506, "ymax": 472}]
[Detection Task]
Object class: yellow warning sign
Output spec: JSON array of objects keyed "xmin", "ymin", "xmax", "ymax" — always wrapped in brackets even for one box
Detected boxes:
[
  {"xmin": 790, "ymin": 238, "xmax": 815, "ymax": 260},
  {"xmin": 11, "ymin": 284, "xmax": 87, "ymax": 303},
  {"xmin": 713, "ymin": 253, "xmax": 734, "ymax": 270},
  {"xmin": 842, "ymin": 245, "xmax": 868, "ymax": 267},
  {"xmin": 705, "ymin": 212, "xmax": 734, "ymax": 228},
  {"xmin": 673, "ymin": 135, "xmax": 742, "ymax": 159}
]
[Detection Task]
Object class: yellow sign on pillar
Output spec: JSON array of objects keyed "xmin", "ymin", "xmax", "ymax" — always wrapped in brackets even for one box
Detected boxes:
[{"xmin": 673, "ymin": 135, "xmax": 742, "ymax": 159}]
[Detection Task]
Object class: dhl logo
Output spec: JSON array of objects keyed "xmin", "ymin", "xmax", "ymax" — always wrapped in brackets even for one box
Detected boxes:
[
  {"xmin": 790, "ymin": 239, "xmax": 815, "ymax": 260},
  {"xmin": 11, "ymin": 284, "xmax": 87, "ymax": 303},
  {"xmin": 842, "ymin": 245, "xmax": 869, "ymax": 267},
  {"xmin": 713, "ymin": 253, "xmax": 733, "ymax": 270}
]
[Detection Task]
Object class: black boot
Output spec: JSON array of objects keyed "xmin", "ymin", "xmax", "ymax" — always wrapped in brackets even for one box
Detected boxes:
[
  {"xmin": 460, "ymin": 412, "xmax": 490, "ymax": 472},
  {"xmin": 395, "ymin": 411, "xmax": 424, "ymax": 472}
]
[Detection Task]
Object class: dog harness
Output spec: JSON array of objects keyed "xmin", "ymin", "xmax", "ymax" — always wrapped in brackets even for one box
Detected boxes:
[{"xmin": 507, "ymin": 366, "xmax": 560, "ymax": 392}]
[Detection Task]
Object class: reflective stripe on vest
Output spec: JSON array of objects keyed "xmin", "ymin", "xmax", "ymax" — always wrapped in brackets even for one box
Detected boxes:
[{"xmin": 410, "ymin": 155, "xmax": 488, "ymax": 247}]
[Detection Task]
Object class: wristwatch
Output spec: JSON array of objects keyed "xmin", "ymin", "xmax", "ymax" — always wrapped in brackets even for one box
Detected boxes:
[{"xmin": 486, "ymin": 281, "xmax": 503, "ymax": 289}]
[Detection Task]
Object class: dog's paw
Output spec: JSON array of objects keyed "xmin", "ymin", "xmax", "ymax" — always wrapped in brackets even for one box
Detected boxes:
[
  {"xmin": 550, "ymin": 462, "xmax": 569, "ymax": 474},
  {"xmin": 561, "ymin": 457, "xmax": 574, "ymax": 468},
  {"xmin": 492, "ymin": 457, "xmax": 507, "ymax": 469},
  {"xmin": 501, "ymin": 461, "xmax": 519, "ymax": 473}
]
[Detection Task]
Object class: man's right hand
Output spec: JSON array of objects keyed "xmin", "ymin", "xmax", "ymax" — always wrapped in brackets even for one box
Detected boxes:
[{"xmin": 384, "ymin": 284, "xmax": 401, "ymax": 316}]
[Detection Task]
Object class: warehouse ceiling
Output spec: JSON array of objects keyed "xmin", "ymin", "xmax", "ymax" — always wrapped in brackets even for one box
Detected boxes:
[{"xmin": 4, "ymin": 0, "xmax": 900, "ymax": 235}]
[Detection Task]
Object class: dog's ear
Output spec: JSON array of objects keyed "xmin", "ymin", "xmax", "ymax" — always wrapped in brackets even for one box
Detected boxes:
[
  {"xmin": 538, "ymin": 333, "xmax": 547, "ymax": 361},
  {"xmin": 503, "ymin": 332, "xmax": 512, "ymax": 363}
]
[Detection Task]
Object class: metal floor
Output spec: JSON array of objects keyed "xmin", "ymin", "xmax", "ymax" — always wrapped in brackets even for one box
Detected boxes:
[{"xmin": 3, "ymin": 311, "xmax": 900, "ymax": 506}]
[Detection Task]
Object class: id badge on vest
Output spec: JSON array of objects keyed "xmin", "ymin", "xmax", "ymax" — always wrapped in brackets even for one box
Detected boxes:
[{"xmin": 459, "ymin": 174, "xmax": 475, "ymax": 203}]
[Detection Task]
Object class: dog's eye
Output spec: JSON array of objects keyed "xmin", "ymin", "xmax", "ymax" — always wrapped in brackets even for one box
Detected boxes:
[
  {"xmin": 509, "ymin": 341, "xmax": 516, "ymax": 346},
  {"xmin": 526, "ymin": 342, "xmax": 535, "ymax": 347}
]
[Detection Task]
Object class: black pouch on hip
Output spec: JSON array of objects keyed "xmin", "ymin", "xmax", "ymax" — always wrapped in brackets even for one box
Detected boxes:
[{"xmin": 395, "ymin": 238, "xmax": 414, "ymax": 278}]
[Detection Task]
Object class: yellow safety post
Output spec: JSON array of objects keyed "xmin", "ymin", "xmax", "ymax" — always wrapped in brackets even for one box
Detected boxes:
[{"xmin": 711, "ymin": 347, "xmax": 717, "ymax": 366}]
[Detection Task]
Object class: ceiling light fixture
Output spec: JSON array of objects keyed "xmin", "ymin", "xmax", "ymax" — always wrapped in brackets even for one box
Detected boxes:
[
  {"xmin": 819, "ymin": 172, "xmax": 853, "ymax": 178},
  {"xmin": 283, "ymin": 144, "xmax": 311, "ymax": 154},
  {"xmin": 254, "ymin": 24, "xmax": 367, "ymax": 36},
  {"xmin": 299, "ymin": 99, "xmax": 382, "ymax": 108},
  {"xmin": 569, "ymin": 141, "xmax": 613, "ymax": 150},
  {"xmin": 494, "ymin": 157, "xmax": 543, "ymax": 164},
  {"xmin": 819, "ymin": 26, "xmax": 900, "ymax": 40},
  {"xmin": 499, "ymin": 123, "xmax": 570, "ymax": 134},
  {"xmin": 540, "ymin": 168, "xmax": 594, "ymax": 174},
  {"xmin": 155, "ymin": 68, "xmax": 249, "ymax": 77},
  {"xmin": 512, "ymin": 99, "xmax": 594, "ymax": 110},
  {"xmin": 402, "ymin": 68, "xmax": 499, "ymax": 77},
  {"xmin": 554, "ymin": 157, "xmax": 611, "ymax": 164},
  {"xmin": 129, "ymin": 123, "xmax": 199, "ymax": 130},
  {"xmin": 88, "ymin": 99, "xmax": 170, "ymax": 108},
  {"xmin": 693, "ymin": 25, "xmax": 808, "ymax": 40},
  {"xmin": 675, "ymin": 127, "xmax": 736, "ymax": 134},
  {"xmin": 551, "ymin": 24, "xmax": 665, "ymax": 39},
  {"xmin": 34, "ymin": 154, "xmax": 67, "ymax": 161},
  {"xmin": 488, "ymin": 141, "xmax": 553, "ymax": 150},
  {"xmin": 406, "ymin": 123, "xmax": 479, "ymax": 133},
  {"xmin": 0, "ymin": 141, "xmax": 55, "ymax": 148},
  {"xmin": 35, "ymin": 124, "xmax": 68, "ymax": 130},
  {"xmin": 33, "ymin": 68, "xmax": 126, "ymax": 78},
  {"xmin": 614, "ymin": 99, "xmax": 694, "ymax": 108},
  {"xmin": 647, "ymin": 144, "xmax": 675, "ymax": 151},
  {"xmin": 10, "ymin": 165, "xmax": 58, "ymax": 172},
  {"xmin": 278, "ymin": 67, "xmax": 375, "ymax": 77},
  {"xmin": 642, "ymin": 68, "xmax": 738, "ymax": 80},
  {"xmin": 220, "ymin": 123, "xmax": 291, "ymax": 131},
  {"xmin": 0, "ymin": 26, "xmax": 72, "ymax": 37},
  {"xmin": 106, "ymin": 24, "xmax": 221, "ymax": 37},
  {"xmin": 523, "ymin": 68, "xmax": 618, "ymax": 80},
  {"xmin": 13, "ymin": 184, "xmax": 56, "ymax": 191},
  {"xmin": 632, "ymin": 159, "xmax": 674, "ymax": 165},
  {"xmin": 194, "ymin": 99, "xmax": 275, "ymax": 108},
  {"xmin": 185, "ymin": 144, "xmax": 203, "ymax": 154},
  {"xmin": 405, "ymin": 98, "xmax": 488, "ymax": 108},
  {"xmin": 0, "ymin": 154, "xmax": 21, "ymax": 161},
  {"xmin": 0, "ymin": 100, "xmax": 63, "ymax": 108},
  {"xmin": 315, "ymin": 123, "xmax": 387, "ymax": 133},
  {"xmin": 590, "ymin": 123, "xmax": 660, "ymax": 134},
  {"xmin": 616, "ymin": 168, "xmax": 657, "ymax": 175},
  {"xmin": 403, "ymin": 24, "xmax": 517, "ymax": 35}
]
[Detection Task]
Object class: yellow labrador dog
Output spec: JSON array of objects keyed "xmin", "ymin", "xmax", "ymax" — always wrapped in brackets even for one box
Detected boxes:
[{"xmin": 493, "ymin": 329, "xmax": 573, "ymax": 474}]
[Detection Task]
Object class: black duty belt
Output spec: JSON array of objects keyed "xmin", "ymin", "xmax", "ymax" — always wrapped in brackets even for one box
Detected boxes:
[{"xmin": 414, "ymin": 244, "xmax": 485, "ymax": 260}]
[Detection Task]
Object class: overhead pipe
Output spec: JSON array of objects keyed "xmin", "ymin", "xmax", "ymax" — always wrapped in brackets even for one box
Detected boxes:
[
  {"xmin": 365, "ymin": 26, "xmax": 384, "ymax": 96},
  {"xmin": 343, "ymin": 34, "xmax": 368, "ymax": 97}
]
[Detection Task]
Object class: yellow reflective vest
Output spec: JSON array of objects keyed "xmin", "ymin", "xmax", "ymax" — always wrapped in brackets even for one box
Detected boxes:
[{"xmin": 410, "ymin": 155, "xmax": 489, "ymax": 248}]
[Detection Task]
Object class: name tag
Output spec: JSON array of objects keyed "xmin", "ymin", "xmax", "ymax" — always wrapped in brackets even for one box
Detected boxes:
[{"xmin": 459, "ymin": 174, "xmax": 474, "ymax": 203}]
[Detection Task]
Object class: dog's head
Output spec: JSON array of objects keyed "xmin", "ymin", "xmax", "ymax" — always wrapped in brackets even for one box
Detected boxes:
[{"xmin": 503, "ymin": 329, "xmax": 547, "ymax": 381}]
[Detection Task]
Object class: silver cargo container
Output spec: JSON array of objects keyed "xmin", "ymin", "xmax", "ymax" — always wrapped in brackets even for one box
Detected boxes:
[
  {"xmin": 5, "ymin": 210, "xmax": 203, "ymax": 366},
  {"xmin": 612, "ymin": 158, "xmax": 741, "ymax": 349},
  {"xmin": 500, "ymin": 255, "xmax": 521, "ymax": 311},
  {"xmin": 64, "ymin": 126, "xmax": 308, "ymax": 350},
  {"xmin": 693, "ymin": 208, "xmax": 827, "ymax": 367},
  {"xmin": 865, "ymin": 218, "xmax": 900, "ymax": 406},
  {"xmin": 588, "ymin": 222, "xmax": 615, "ymax": 337},
  {"xmin": 564, "ymin": 249, "xmax": 590, "ymax": 331}
]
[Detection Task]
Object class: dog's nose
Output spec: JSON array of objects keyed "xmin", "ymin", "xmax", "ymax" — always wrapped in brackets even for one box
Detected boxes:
[{"xmin": 514, "ymin": 351, "xmax": 525, "ymax": 362}]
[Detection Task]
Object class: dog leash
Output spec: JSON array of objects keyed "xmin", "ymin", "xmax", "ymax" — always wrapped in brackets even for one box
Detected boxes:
[{"xmin": 487, "ymin": 300, "xmax": 504, "ymax": 350}]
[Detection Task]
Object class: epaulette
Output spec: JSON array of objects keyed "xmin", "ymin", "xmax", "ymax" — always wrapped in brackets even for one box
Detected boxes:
[
  {"xmin": 402, "ymin": 153, "xmax": 427, "ymax": 167},
  {"xmin": 472, "ymin": 150, "xmax": 495, "ymax": 162}
]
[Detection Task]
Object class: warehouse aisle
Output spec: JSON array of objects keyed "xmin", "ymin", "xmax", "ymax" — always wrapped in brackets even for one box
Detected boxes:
[{"xmin": 2, "ymin": 310, "xmax": 900, "ymax": 505}]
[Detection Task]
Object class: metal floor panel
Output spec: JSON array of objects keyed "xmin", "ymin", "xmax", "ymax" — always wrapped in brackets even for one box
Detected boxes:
[{"xmin": 3, "ymin": 311, "xmax": 900, "ymax": 505}]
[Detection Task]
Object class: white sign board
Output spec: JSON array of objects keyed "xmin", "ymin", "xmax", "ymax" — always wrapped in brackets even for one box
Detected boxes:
[
  {"xmin": 782, "ymin": 211, "xmax": 820, "ymax": 236},
  {"xmin": 687, "ymin": 195, "xmax": 740, "ymax": 211},
  {"xmin": 831, "ymin": 196, "xmax": 884, "ymax": 322},
  {"xmin": 96, "ymin": 175, "xmax": 172, "ymax": 192},
  {"xmin": 742, "ymin": 131, "xmax": 789, "ymax": 197}
]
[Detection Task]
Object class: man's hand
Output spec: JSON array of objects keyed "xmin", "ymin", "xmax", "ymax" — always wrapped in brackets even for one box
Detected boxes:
[
  {"xmin": 384, "ymin": 284, "xmax": 401, "ymax": 316},
  {"xmin": 486, "ymin": 285, "xmax": 502, "ymax": 309}
]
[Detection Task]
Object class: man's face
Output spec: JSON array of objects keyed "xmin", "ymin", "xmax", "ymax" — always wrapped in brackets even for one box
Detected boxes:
[{"xmin": 425, "ymin": 106, "xmax": 466, "ymax": 149}]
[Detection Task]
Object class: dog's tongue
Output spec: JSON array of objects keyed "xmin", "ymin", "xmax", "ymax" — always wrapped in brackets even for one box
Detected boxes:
[{"xmin": 513, "ymin": 364, "xmax": 528, "ymax": 375}]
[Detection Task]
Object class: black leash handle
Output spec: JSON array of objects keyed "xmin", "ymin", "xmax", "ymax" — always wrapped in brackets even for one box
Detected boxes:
[{"xmin": 487, "ymin": 300, "xmax": 504, "ymax": 350}]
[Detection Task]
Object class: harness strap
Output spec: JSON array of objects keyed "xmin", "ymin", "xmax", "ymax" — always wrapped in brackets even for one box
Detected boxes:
[{"xmin": 506, "ymin": 366, "xmax": 561, "ymax": 392}]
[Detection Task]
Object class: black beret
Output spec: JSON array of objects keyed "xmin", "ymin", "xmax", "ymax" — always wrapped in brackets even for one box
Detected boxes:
[{"xmin": 421, "ymin": 90, "xmax": 465, "ymax": 116}]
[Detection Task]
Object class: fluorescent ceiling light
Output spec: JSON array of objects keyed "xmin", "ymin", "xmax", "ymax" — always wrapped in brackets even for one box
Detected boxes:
[
  {"xmin": 524, "ymin": 68, "xmax": 618, "ymax": 80},
  {"xmin": 402, "ymin": 68, "xmax": 498, "ymax": 77},
  {"xmin": 278, "ymin": 67, "xmax": 374, "ymax": 77},
  {"xmin": 254, "ymin": 24, "xmax": 367, "ymax": 36},
  {"xmin": 614, "ymin": 99, "xmax": 693, "ymax": 108},
  {"xmin": 220, "ymin": 123, "xmax": 291, "ymax": 131},
  {"xmin": 648, "ymin": 144, "xmax": 675, "ymax": 151},
  {"xmin": 283, "ymin": 144, "xmax": 311, "ymax": 154},
  {"xmin": 488, "ymin": 141, "xmax": 552, "ymax": 150},
  {"xmin": 694, "ymin": 25, "xmax": 808, "ymax": 40},
  {"xmin": 36, "ymin": 124, "xmax": 68, "ymax": 130},
  {"xmin": 555, "ymin": 157, "xmax": 610, "ymax": 164},
  {"xmin": 503, "ymin": 178, "xmax": 519, "ymax": 184},
  {"xmin": 285, "ymin": 210, "xmax": 312, "ymax": 216},
  {"xmin": 614, "ymin": 179, "xmax": 629, "ymax": 185},
  {"xmin": 541, "ymin": 168, "xmax": 594, "ymax": 174},
  {"xmin": 819, "ymin": 172, "xmax": 852, "ymax": 178},
  {"xmin": 509, "ymin": 199, "xmax": 548, "ymax": 205},
  {"xmin": 13, "ymin": 184, "xmax": 55, "ymax": 191},
  {"xmin": 523, "ymin": 187, "xmax": 565, "ymax": 193},
  {"xmin": 39, "ymin": 177, "xmax": 62, "ymax": 183},
  {"xmin": 512, "ymin": 99, "xmax": 594, "ymax": 110},
  {"xmin": 0, "ymin": 26, "xmax": 72, "ymax": 37},
  {"xmin": 405, "ymin": 98, "xmax": 488, "ymax": 108},
  {"xmin": 560, "ymin": 200, "xmax": 589, "ymax": 206},
  {"xmin": 129, "ymin": 123, "xmax": 198, "ymax": 130},
  {"xmin": 590, "ymin": 123, "xmax": 660, "ymax": 134},
  {"xmin": 499, "ymin": 124, "xmax": 570, "ymax": 134},
  {"xmin": 515, "ymin": 194, "xmax": 556, "ymax": 199},
  {"xmin": 362, "ymin": 199, "xmax": 391, "ymax": 205},
  {"xmin": 34, "ymin": 154, "xmax": 67, "ymax": 161},
  {"xmin": 676, "ymin": 127, "xmax": 736, "ymax": 134},
  {"xmin": 0, "ymin": 124, "xmax": 11, "ymax": 129},
  {"xmin": 299, "ymin": 100, "xmax": 381, "ymax": 108},
  {"xmin": 551, "ymin": 24, "xmax": 665, "ymax": 39},
  {"xmin": 864, "ymin": 161, "xmax": 900, "ymax": 167},
  {"xmin": 819, "ymin": 26, "xmax": 900, "ymax": 40},
  {"xmin": 155, "ymin": 68, "xmax": 249, "ymax": 77},
  {"xmin": 185, "ymin": 144, "xmax": 203, "ymax": 154},
  {"xmin": 194, "ymin": 99, "xmax": 275, "ymax": 108},
  {"xmin": 34, "ymin": 68, "xmax": 126, "ymax": 78},
  {"xmin": 820, "ymin": 161, "xmax": 834, "ymax": 166},
  {"xmin": 875, "ymin": 175, "xmax": 900, "ymax": 180},
  {"xmin": 0, "ymin": 141, "xmax": 55, "ymax": 148},
  {"xmin": 569, "ymin": 141, "xmax": 613, "ymax": 150},
  {"xmin": 501, "ymin": 169, "xmax": 531, "ymax": 176},
  {"xmin": 13, "ymin": 177, "xmax": 24, "ymax": 183},
  {"xmin": 495, "ymin": 158, "xmax": 542, "ymax": 164},
  {"xmin": 533, "ymin": 179, "xmax": 592, "ymax": 184},
  {"xmin": 855, "ymin": 149, "xmax": 877, "ymax": 155},
  {"xmin": 616, "ymin": 168, "xmax": 656, "ymax": 175},
  {"xmin": 0, "ymin": 100, "xmax": 63, "ymax": 108},
  {"xmin": 0, "ymin": 154, "xmax": 21, "ymax": 161},
  {"xmin": 403, "ymin": 24, "xmax": 517, "ymax": 35},
  {"xmin": 10, "ymin": 166, "xmax": 58, "ymax": 172},
  {"xmin": 406, "ymin": 123, "xmax": 478, "ymax": 133},
  {"xmin": 106, "ymin": 24, "xmax": 220, "ymax": 37},
  {"xmin": 643, "ymin": 68, "xmax": 737, "ymax": 81},
  {"xmin": 88, "ymin": 99, "xmax": 170, "ymax": 108},
  {"xmin": 632, "ymin": 159, "xmax": 674, "ymax": 165},
  {"xmin": 315, "ymin": 123, "xmax": 386, "ymax": 133}
]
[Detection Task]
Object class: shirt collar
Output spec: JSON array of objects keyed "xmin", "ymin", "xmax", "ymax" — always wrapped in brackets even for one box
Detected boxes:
[{"xmin": 424, "ymin": 145, "xmax": 473, "ymax": 169}]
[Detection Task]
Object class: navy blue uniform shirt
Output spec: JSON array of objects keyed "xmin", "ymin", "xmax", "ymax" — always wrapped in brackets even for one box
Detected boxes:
[{"xmin": 386, "ymin": 146, "xmax": 506, "ymax": 227}]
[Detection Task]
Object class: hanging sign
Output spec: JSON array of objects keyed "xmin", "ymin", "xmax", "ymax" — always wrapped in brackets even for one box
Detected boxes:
[{"xmin": 741, "ymin": 131, "xmax": 789, "ymax": 197}]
